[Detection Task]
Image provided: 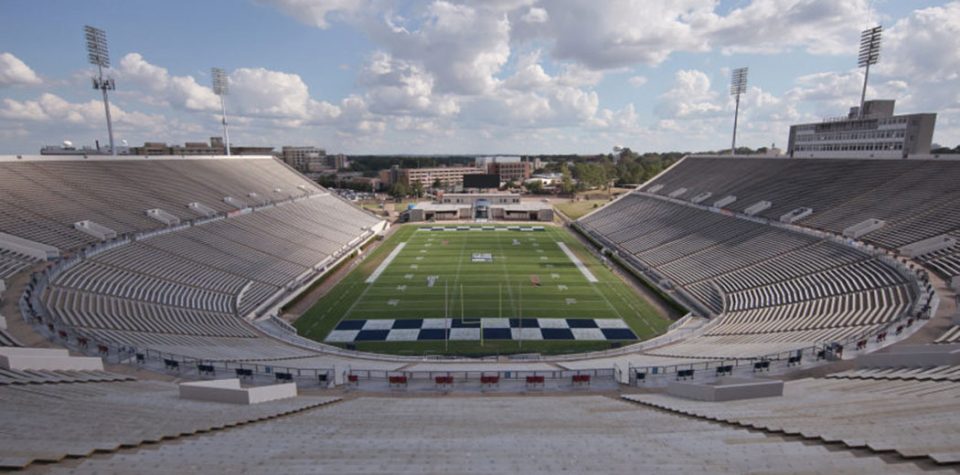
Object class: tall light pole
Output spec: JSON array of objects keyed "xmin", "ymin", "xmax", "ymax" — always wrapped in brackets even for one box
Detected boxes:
[
  {"xmin": 85, "ymin": 25, "xmax": 116, "ymax": 156},
  {"xmin": 729, "ymin": 67, "xmax": 748, "ymax": 155},
  {"xmin": 858, "ymin": 26, "xmax": 882, "ymax": 119},
  {"xmin": 211, "ymin": 67, "xmax": 231, "ymax": 156}
]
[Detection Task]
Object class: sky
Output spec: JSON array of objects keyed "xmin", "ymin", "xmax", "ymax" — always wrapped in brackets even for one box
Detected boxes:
[{"xmin": 0, "ymin": 0, "xmax": 958, "ymax": 155}]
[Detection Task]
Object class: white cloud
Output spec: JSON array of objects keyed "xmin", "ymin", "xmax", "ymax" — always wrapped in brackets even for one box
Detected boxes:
[
  {"xmin": 359, "ymin": 51, "xmax": 459, "ymax": 116},
  {"xmin": 229, "ymin": 67, "xmax": 314, "ymax": 118},
  {"xmin": 705, "ymin": 0, "xmax": 874, "ymax": 55},
  {"xmin": 521, "ymin": 6, "xmax": 548, "ymax": 24},
  {"xmin": 879, "ymin": 2, "xmax": 960, "ymax": 82},
  {"xmin": 256, "ymin": 0, "xmax": 368, "ymax": 28},
  {"xmin": 534, "ymin": 0, "xmax": 711, "ymax": 69},
  {"xmin": 0, "ymin": 52, "xmax": 41, "ymax": 86},
  {"xmin": 513, "ymin": 0, "xmax": 876, "ymax": 70},
  {"xmin": 656, "ymin": 69, "xmax": 723, "ymax": 118},
  {"xmin": 369, "ymin": 1, "xmax": 512, "ymax": 95},
  {"xmin": 628, "ymin": 75, "xmax": 647, "ymax": 87},
  {"xmin": 0, "ymin": 93, "xmax": 166, "ymax": 130},
  {"xmin": 117, "ymin": 53, "xmax": 219, "ymax": 111}
]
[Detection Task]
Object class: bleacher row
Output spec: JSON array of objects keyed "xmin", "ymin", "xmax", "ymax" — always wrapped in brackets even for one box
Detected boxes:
[
  {"xmin": 935, "ymin": 326, "xmax": 960, "ymax": 344},
  {"xmin": 625, "ymin": 374, "xmax": 960, "ymax": 464},
  {"xmin": 0, "ymin": 157, "xmax": 384, "ymax": 362},
  {"xmin": 0, "ymin": 158, "xmax": 321, "ymax": 250},
  {"xmin": 48, "ymin": 395, "xmax": 960, "ymax": 474},
  {"xmin": 37, "ymin": 196, "xmax": 380, "ymax": 360},
  {"xmin": 917, "ymin": 232, "xmax": 960, "ymax": 281},
  {"xmin": 579, "ymin": 191, "xmax": 917, "ymax": 358},
  {"xmin": 0, "ymin": 380, "xmax": 340, "ymax": 470},
  {"xmin": 0, "ymin": 249, "xmax": 35, "ymax": 280},
  {"xmin": 642, "ymin": 156, "xmax": 960, "ymax": 265}
]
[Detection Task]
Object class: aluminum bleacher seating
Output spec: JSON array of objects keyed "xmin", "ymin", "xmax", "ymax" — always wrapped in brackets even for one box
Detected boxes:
[
  {"xmin": 1, "ymin": 156, "xmax": 383, "ymax": 363},
  {"xmin": 579, "ymin": 190, "xmax": 917, "ymax": 359},
  {"xmin": 19, "ymin": 395, "xmax": 949, "ymax": 474},
  {"xmin": 625, "ymin": 373, "xmax": 960, "ymax": 465},
  {"xmin": 0, "ymin": 380, "xmax": 338, "ymax": 470}
]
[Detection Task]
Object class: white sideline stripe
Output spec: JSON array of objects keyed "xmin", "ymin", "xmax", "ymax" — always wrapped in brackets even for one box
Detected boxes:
[
  {"xmin": 366, "ymin": 242, "xmax": 406, "ymax": 284},
  {"xmin": 557, "ymin": 242, "xmax": 598, "ymax": 283}
]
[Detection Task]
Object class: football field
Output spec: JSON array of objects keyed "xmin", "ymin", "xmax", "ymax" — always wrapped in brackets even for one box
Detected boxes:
[{"xmin": 295, "ymin": 224, "xmax": 670, "ymax": 356}]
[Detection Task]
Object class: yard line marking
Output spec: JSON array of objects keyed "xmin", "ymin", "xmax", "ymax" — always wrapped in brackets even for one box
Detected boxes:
[
  {"xmin": 495, "ymin": 230, "xmax": 518, "ymax": 316},
  {"xmin": 366, "ymin": 242, "xmax": 406, "ymax": 284},
  {"xmin": 557, "ymin": 241, "xmax": 598, "ymax": 283}
]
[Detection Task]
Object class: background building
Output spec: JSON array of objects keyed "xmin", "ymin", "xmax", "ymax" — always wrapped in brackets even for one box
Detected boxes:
[
  {"xmin": 407, "ymin": 192, "xmax": 553, "ymax": 222},
  {"xmin": 476, "ymin": 156, "xmax": 533, "ymax": 181},
  {"xmin": 787, "ymin": 100, "xmax": 936, "ymax": 158},
  {"xmin": 399, "ymin": 166, "xmax": 486, "ymax": 188},
  {"xmin": 281, "ymin": 146, "xmax": 327, "ymax": 172},
  {"xmin": 119, "ymin": 137, "xmax": 273, "ymax": 156}
]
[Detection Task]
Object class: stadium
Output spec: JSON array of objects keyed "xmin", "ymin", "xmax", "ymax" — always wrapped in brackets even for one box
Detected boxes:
[{"xmin": 2, "ymin": 4, "xmax": 960, "ymax": 474}]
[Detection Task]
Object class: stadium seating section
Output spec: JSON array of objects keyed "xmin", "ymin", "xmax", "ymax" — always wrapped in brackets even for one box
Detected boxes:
[
  {"xmin": 2, "ymin": 157, "xmax": 382, "ymax": 362},
  {"xmin": 3, "ymin": 154, "xmax": 960, "ymax": 471},
  {"xmin": 579, "ymin": 192, "xmax": 919, "ymax": 358}
]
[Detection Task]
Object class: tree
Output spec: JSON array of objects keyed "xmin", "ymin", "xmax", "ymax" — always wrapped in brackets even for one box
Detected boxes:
[
  {"xmin": 524, "ymin": 180, "xmax": 543, "ymax": 194},
  {"xmin": 573, "ymin": 162, "xmax": 607, "ymax": 189},
  {"xmin": 560, "ymin": 164, "xmax": 575, "ymax": 194},
  {"xmin": 388, "ymin": 182, "xmax": 410, "ymax": 199},
  {"xmin": 432, "ymin": 178, "xmax": 443, "ymax": 190},
  {"xmin": 411, "ymin": 180, "xmax": 425, "ymax": 198}
]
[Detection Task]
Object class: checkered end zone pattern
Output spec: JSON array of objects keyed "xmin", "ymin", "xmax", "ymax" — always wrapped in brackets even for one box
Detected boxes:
[{"xmin": 325, "ymin": 318, "xmax": 638, "ymax": 342}]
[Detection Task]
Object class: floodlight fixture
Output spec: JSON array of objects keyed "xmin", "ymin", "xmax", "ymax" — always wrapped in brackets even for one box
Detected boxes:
[
  {"xmin": 85, "ymin": 25, "xmax": 117, "ymax": 156},
  {"xmin": 211, "ymin": 67, "xmax": 231, "ymax": 156},
  {"xmin": 729, "ymin": 67, "xmax": 748, "ymax": 155},
  {"xmin": 857, "ymin": 26, "xmax": 882, "ymax": 119}
]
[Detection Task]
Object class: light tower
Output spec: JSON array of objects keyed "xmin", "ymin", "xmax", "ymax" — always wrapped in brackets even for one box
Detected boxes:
[
  {"xmin": 857, "ymin": 26, "xmax": 882, "ymax": 119},
  {"xmin": 84, "ymin": 25, "xmax": 117, "ymax": 156},
  {"xmin": 211, "ymin": 67, "xmax": 231, "ymax": 156},
  {"xmin": 729, "ymin": 67, "xmax": 748, "ymax": 155}
]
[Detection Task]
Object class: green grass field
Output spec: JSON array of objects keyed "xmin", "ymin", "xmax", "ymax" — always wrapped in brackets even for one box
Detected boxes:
[
  {"xmin": 554, "ymin": 200, "xmax": 608, "ymax": 220},
  {"xmin": 294, "ymin": 224, "xmax": 670, "ymax": 356}
]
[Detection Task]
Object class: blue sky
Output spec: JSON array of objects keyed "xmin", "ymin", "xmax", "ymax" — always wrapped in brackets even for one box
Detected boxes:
[{"xmin": 0, "ymin": 0, "xmax": 957, "ymax": 154}]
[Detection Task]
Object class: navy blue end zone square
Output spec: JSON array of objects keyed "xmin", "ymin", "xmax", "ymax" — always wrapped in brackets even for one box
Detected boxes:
[
  {"xmin": 567, "ymin": 319, "xmax": 598, "ymax": 328},
  {"xmin": 354, "ymin": 330, "xmax": 390, "ymax": 341},
  {"xmin": 483, "ymin": 328, "xmax": 512, "ymax": 340},
  {"xmin": 392, "ymin": 319, "xmax": 423, "ymax": 329},
  {"xmin": 451, "ymin": 319, "xmax": 482, "ymax": 328},
  {"xmin": 335, "ymin": 320, "xmax": 366, "ymax": 330},
  {"xmin": 509, "ymin": 318, "xmax": 539, "ymax": 328},
  {"xmin": 601, "ymin": 328, "xmax": 637, "ymax": 340},
  {"xmin": 540, "ymin": 328, "xmax": 574, "ymax": 340},
  {"xmin": 417, "ymin": 329, "xmax": 447, "ymax": 340}
]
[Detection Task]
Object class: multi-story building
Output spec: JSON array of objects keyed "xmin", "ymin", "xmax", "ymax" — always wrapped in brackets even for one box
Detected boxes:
[
  {"xmin": 490, "ymin": 161, "xmax": 532, "ymax": 181},
  {"xmin": 399, "ymin": 166, "xmax": 486, "ymax": 188},
  {"xmin": 787, "ymin": 100, "xmax": 936, "ymax": 159},
  {"xmin": 332, "ymin": 154, "xmax": 350, "ymax": 170},
  {"xmin": 124, "ymin": 137, "xmax": 272, "ymax": 156},
  {"xmin": 379, "ymin": 165, "xmax": 401, "ymax": 188},
  {"xmin": 281, "ymin": 146, "xmax": 327, "ymax": 172},
  {"xmin": 476, "ymin": 156, "xmax": 533, "ymax": 181}
]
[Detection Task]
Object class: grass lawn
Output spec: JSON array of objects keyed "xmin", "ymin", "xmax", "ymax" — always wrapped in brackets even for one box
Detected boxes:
[
  {"xmin": 554, "ymin": 200, "xmax": 609, "ymax": 220},
  {"xmin": 294, "ymin": 224, "xmax": 670, "ymax": 356}
]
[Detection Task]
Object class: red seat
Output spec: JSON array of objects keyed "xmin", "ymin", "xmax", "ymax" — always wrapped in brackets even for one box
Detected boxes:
[{"xmin": 347, "ymin": 374, "xmax": 359, "ymax": 383}]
